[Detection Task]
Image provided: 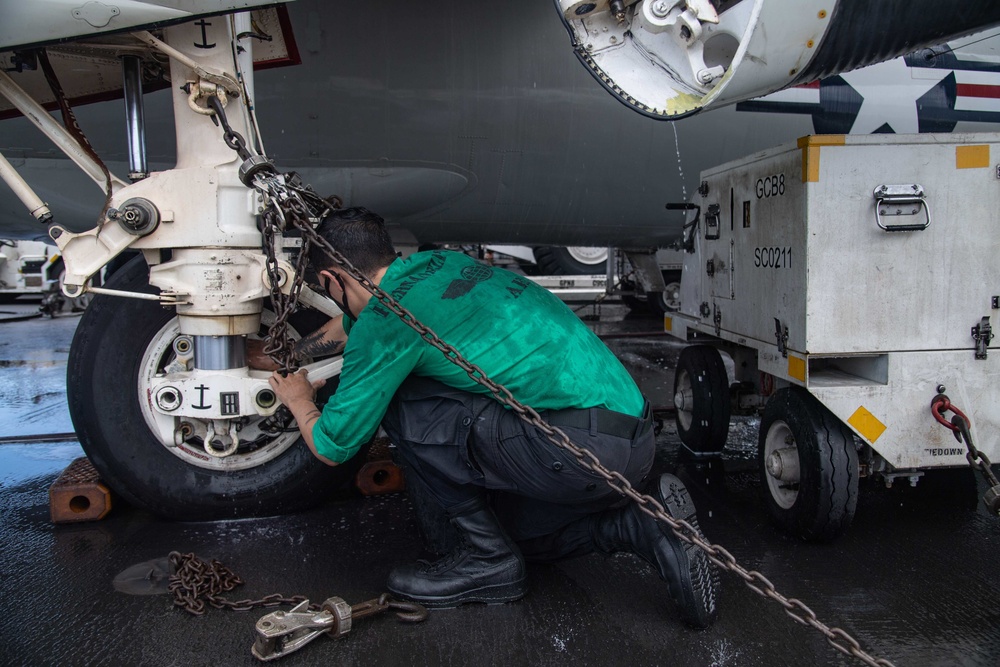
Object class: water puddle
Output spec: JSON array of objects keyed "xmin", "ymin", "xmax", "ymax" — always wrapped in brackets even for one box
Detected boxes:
[
  {"xmin": 113, "ymin": 557, "xmax": 174, "ymax": 595},
  {"xmin": 0, "ymin": 360, "xmax": 63, "ymax": 368},
  {"xmin": 0, "ymin": 443, "xmax": 84, "ymax": 487}
]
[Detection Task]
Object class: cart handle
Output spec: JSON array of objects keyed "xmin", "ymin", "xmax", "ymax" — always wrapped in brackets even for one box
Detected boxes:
[{"xmin": 873, "ymin": 184, "xmax": 930, "ymax": 232}]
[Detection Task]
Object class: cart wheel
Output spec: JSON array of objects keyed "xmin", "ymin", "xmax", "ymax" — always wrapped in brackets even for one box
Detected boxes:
[
  {"xmin": 648, "ymin": 271, "xmax": 682, "ymax": 316},
  {"xmin": 758, "ymin": 387, "xmax": 859, "ymax": 542},
  {"xmin": 673, "ymin": 345, "xmax": 730, "ymax": 454}
]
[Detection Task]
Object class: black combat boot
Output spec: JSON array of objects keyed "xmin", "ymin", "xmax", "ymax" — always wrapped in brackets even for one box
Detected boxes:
[
  {"xmin": 592, "ymin": 473, "xmax": 719, "ymax": 628},
  {"xmin": 387, "ymin": 498, "xmax": 527, "ymax": 607}
]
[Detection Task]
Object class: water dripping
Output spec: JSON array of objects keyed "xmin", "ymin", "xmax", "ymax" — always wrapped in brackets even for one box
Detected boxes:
[{"xmin": 671, "ymin": 122, "xmax": 687, "ymax": 201}]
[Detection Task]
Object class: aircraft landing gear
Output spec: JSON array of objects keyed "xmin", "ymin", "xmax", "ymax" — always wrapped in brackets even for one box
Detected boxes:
[{"xmin": 68, "ymin": 257, "xmax": 355, "ymax": 520}]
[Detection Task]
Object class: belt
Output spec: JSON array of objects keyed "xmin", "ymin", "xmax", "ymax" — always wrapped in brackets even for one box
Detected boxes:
[{"xmin": 545, "ymin": 400, "xmax": 651, "ymax": 441}]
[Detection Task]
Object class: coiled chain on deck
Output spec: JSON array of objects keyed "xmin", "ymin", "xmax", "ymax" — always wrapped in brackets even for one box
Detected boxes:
[
  {"xmin": 216, "ymin": 102, "xmax": 895, "ymax": 666},
  {"xmin": 168, "ymin": 551, "xmax": 312, "ymax": 615}
]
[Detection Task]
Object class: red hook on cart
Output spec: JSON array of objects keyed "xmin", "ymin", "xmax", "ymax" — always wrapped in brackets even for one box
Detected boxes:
[{"xmin": 930, "ymin": 394, "xmax": 970, "ymax": 436}]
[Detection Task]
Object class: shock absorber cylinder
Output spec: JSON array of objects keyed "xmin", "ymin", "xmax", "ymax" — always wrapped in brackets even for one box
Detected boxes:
[{"xmin": 194, "ymin": 335, "xmax": 247, "ymax": 370}]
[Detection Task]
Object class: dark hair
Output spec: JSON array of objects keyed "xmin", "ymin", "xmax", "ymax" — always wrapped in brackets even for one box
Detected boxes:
[{"xmin": 309, "ymin": 207, "xmax": 397, "ymax": 276}]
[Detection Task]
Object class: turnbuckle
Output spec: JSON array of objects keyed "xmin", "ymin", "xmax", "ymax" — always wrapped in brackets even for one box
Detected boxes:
[{"xmin": 251, "ymin": 594, "xmax": 428, "ymax": 661}]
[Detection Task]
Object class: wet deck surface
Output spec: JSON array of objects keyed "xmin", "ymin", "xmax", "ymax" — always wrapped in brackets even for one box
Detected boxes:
[{"xmin": 1, "ymin": 300, "xmax": 998, "ymax": 667}]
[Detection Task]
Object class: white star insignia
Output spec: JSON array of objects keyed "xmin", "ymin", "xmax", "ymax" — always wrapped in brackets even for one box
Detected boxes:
[{"xmin": 840, "ymin": 58, "xmax": 948, "ymax": 134}]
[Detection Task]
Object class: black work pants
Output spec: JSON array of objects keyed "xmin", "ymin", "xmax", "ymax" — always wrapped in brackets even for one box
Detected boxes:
[{"xmin": 381, "ymin": 376, "xmax": 655, "ymax": 562}]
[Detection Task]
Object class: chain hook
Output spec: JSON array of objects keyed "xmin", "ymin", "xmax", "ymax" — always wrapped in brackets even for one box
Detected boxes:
[
  {"xmin": 187, "ymin": 80, "xmax": 227, "ymax": 116},
  {"xmin": 386, "ymin": 597, "xmax": 430, "ymax": 623},
  {"xmin": 930, "ymin": 394, "xmax": 970, "ymax": 441}
]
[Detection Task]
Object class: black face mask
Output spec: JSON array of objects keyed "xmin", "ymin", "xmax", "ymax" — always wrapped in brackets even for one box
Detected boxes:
[{"xmin": 324, "ymin": 272, "xmax": 354, "ymax": 320}]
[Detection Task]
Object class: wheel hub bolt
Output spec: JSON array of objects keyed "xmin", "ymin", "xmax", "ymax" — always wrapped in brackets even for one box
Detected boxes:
[
  {"xmin": 674, "ymin": 389, "xmax": 693, "ymax": 411},
  {"xmin": 766, "ymin": 447, "xmax": 800, "ymax": 482},
  {"xmin": 651, "ymin": 0, "xmax": 671, "ymax": 18},
  {"xmin": 155, "ymin": 386, "xmax": 182, "ymax": 412}
]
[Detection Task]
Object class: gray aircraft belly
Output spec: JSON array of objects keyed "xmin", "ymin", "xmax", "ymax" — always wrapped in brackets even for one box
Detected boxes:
[{"xmin": 0, "ymin": 0, "xmax": 994, "ymax": 246}]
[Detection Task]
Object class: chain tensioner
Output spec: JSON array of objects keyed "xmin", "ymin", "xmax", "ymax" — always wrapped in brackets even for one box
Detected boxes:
[
  {"xmin": 206, "ymin": 94, "xmax": 896, "ymax": 667},
  {"xmin": 166, "ymin": 551, "xmax": 427, "ymax": 661}
]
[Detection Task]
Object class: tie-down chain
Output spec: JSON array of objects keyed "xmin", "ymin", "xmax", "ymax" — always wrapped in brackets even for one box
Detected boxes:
[
  {"xmin": 167, "ymin": 551, "xmax": 428, "ymax": 661},
  {"xmin": 932, "ymin": 394, "xmax": 1000, "ymax": 515},
  {"xmin": 208, "ymin": 95, "xmax": 895, "ymax": 667}
]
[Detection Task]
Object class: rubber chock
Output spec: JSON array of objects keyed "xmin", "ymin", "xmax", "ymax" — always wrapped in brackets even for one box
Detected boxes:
[
  {"xmin": 355, "ymin": 460, "xmax": 406, "ymax": 496},
  {"xmin": 49, "ymin": 457, "xmax": 112, "ymax": 524}
]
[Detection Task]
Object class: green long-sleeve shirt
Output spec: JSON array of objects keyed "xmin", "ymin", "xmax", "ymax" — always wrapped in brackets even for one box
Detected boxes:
[{"xmin": 312, "ymin": 250, "xmax": 643, "ymax": 463}]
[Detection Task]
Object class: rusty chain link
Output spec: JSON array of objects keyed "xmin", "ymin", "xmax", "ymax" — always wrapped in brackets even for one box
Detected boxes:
[
  {"xmin": 207, "ymin": 96, "xmax": 334, "ymax": 376},
  {"xmin": 211, "ymin": 98, "xmax": 896, "ymax": 667},
  {"xmin": 954, "ymin": 417, "xmax": 1000, "ymax": 492},
  {"xmin": 260, "ymin": 206, "xmax": 312, "ymax": 375},
  {"xmin": 168, "ymin": 551, "xmax": 312, "ymax": 615},
  {"xmin": 931, "ymin": 395, "xmax": 1000, "ymax": 515}
]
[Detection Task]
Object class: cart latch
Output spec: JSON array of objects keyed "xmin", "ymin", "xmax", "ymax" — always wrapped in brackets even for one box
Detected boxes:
[
  {"xmin": 774, "ymin": 318, "xmax": 789, "ymax": 358},
  {"xmin": 873, "ymin": 184, "xmax": 930, "ymax": 232},
  {"xmin": 972, "ymin": 316, "xmax": 994, "ymax": 360},
  {"xmin": 704, "ymin": 204, "xmax": 721, "ymax": 240}
]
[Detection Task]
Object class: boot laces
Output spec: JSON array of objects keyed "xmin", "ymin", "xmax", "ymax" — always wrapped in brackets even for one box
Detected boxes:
[{"xmin": 421, "ymin": 537, "xmax": 472, "ymax": 574}]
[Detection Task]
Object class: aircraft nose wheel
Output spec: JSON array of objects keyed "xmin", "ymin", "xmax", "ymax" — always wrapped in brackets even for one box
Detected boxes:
[
  {"xmin": 67, "ymin": 257, "xmax": 357, "ymax": 520},
  {"xmin": 757, "ymin": 387, "xmax": 859, "ymax": 542}
]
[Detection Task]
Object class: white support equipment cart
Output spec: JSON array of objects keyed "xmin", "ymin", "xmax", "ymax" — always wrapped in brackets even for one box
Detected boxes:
[{"xmin": 665, "ymin": 133, "xmax": 999, "ymax": 541}]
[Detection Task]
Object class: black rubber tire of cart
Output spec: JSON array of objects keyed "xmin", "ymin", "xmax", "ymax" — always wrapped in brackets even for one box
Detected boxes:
[
  {"xmin": 67, "ymin": 256, "xmax": 358, "ymax": 520},
  {"xmin": 532, "ymin": 246, "xmax": 608, "ymax": 275},
  {"xmin": 673, "ymin": 345, "xmax": 730, "ymax": 454},
  {"xmin": 758, "ymin": 387, "xmax": 859, "ymax": 542}
]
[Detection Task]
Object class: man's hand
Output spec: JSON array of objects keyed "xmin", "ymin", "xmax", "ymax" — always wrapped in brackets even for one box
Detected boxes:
[
  {"xmin": 268, "ymin": 369, "xmax": 334, "ymax": 465},
  {"xmin": 269, "ymin": 368, "xmax": 326, "ymax": 405},
  {"xmin": 247, "ymin": 338, "xmax": 280, "ymax": 372}
]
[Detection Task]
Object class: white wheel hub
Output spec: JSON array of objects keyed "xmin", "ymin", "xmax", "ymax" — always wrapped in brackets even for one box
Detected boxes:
[
  {"xmin": 660, "ymin": 281, "xmax": 681, "ymax": 311},
  {"xmin": 764, "ymin": 421, "xmax": 800, "ymax": 509},
  {"xmin": 675, "ymin": 368, "xmax": 694, "ymax": 430},
  {"xmin": 137, "ymin": 314, "xmax": 326, "ymax": 472},
  {"xmin": 566, "ymin": 246, "xmax": 608, "ymax": 265}
]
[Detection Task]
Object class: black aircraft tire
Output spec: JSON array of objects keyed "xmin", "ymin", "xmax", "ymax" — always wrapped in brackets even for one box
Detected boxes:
[
  {"xmin": 758, "ymin": 387, "xmax": 859, "ymax": 542},
  {"xmin": 68, "ymin": 256, "xmax": 355, "ymax": 520},
  {"xmin": 673, "ymin": 345, "xmax": 730, "ymax": 454},
  {"xmin": 533, "ymin": 246, "xmax": 608, "ymax": 275}
]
